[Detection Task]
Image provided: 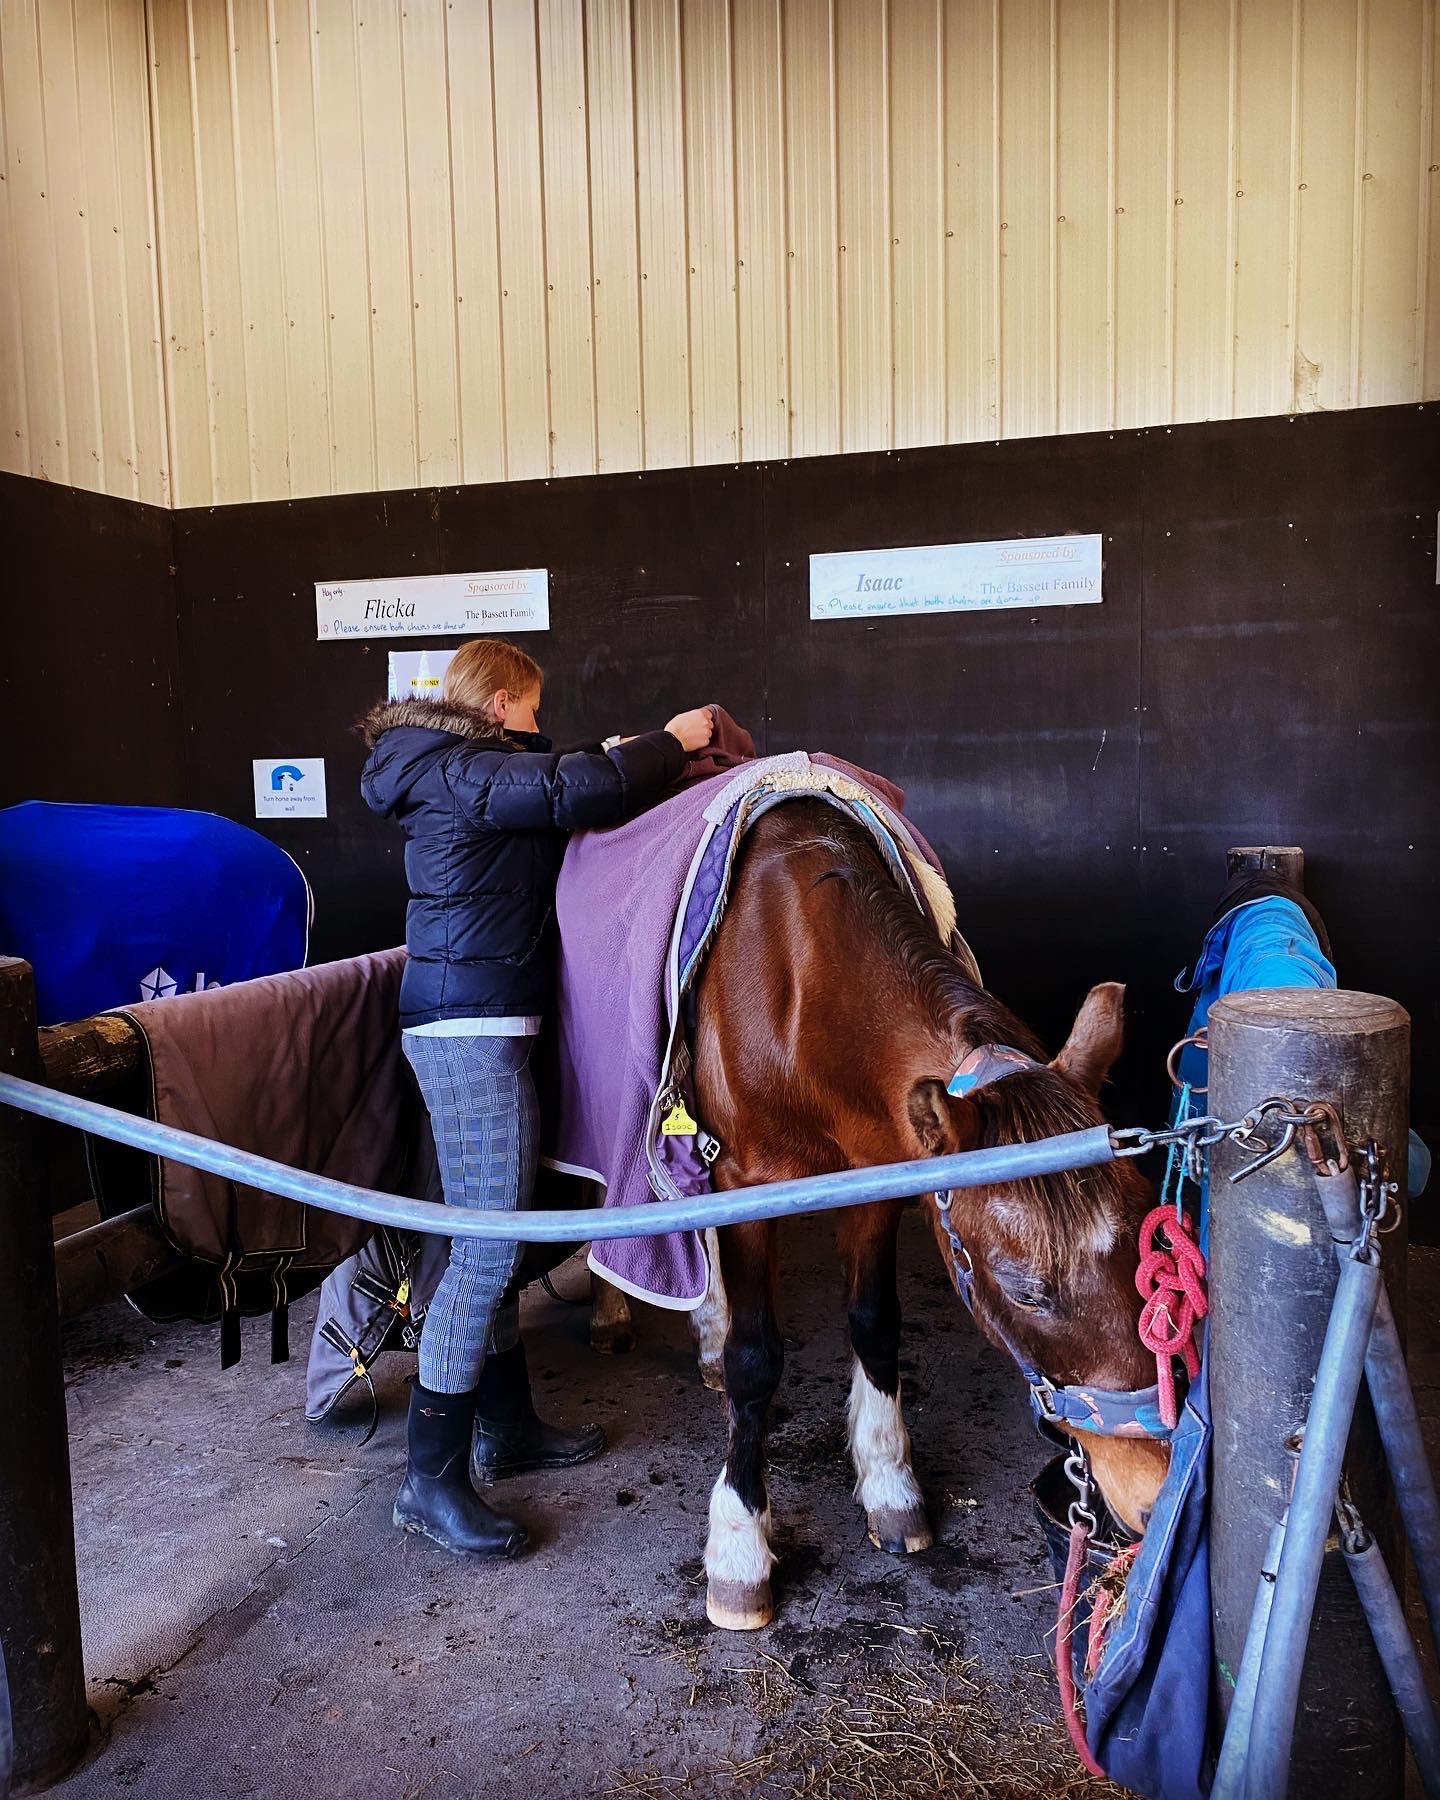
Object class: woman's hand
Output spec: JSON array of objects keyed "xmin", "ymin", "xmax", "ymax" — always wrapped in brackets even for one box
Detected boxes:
[{"xmin": 664, "ymin": 707, "xmax": 716, "ymax": 754}]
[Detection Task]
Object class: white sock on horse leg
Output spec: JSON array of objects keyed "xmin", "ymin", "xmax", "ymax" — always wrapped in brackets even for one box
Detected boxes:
[
  {"xmin": 847, "ymin": 1359, "xmax": 931, "ymax": 1552},
  {"xmin": 704, "ymin": 1470, "xmax": 775, "ymax": 1628}
]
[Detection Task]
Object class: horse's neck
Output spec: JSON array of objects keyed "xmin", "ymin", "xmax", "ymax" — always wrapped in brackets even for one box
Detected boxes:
[{"xmin": 798, "ymin": 890, "xmax": 987, "ymax": 1110}]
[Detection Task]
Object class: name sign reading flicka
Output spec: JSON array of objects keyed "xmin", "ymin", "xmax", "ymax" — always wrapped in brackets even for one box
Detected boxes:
[
  {"xmin": 809, "ymin": 534, "xmax": 1102, "ymax": 622},
  {"xmin": 316, "ymin": 569, "xmax": 550, "ymax": 640}
]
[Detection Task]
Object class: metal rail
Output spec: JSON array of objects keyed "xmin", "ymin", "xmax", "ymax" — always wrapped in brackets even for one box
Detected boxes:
[{"xmin": 0, "ymin": 1072, "xmax": 1117, "ymax": 1241}]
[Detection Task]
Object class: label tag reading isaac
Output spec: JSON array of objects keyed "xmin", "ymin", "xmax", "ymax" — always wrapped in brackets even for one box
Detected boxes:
[{"xmin": 810, "ymin": 534, "xmax": 1102, "ymax": 622}]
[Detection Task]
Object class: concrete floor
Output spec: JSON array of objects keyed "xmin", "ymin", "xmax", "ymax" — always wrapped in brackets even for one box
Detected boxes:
[{"xmin": 47, "ymin": 1221, "xmax": 1440, "ymax": 1800}]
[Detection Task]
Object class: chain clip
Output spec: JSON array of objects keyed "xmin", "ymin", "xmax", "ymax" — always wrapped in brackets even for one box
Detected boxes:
[
  {"xmin": 1335, "ymin": 1477, "xmax": 1372, "ymax": 1556},
  {"xmin": 1356, "ymin": 1140, "xmax": 1401, "ymax": 1256},
  {"xmin": 1064, "ymin": 1441, "xmax": 1098, "ymax": 1537}
]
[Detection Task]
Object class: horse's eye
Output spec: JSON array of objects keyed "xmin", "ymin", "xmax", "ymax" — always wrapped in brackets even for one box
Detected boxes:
[{"xmin": 992, "ymin": 1264, "xmax": 1055, "ymax": 1315}]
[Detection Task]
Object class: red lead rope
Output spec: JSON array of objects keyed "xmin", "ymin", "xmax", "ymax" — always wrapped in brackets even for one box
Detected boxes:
[
  {"xmin": 1055, "ymin": 1209, "xmax": 1208, "ymax": 1775},
  {"xmin": 1057, "ymin": 1521, "xmax": 1109, "ymax": 1780},
  {"xmin": 1135, "ymin": 1205, "xmax": 1208, "ymax": 1429}
]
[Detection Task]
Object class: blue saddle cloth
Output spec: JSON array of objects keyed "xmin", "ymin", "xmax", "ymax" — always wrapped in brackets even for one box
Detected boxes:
[
  {"xmin": 0, "ymin": 802, "xmax": 310, "ymax": 1025},
  {"xmin": 1083, "ymin": 894, "xmax": 1336, "ymax": 1798}
]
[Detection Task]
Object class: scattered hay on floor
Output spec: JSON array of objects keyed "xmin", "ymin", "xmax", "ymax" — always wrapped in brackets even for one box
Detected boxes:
[{"xmin": 600, "ymin": 1643, "xmax": 1127, "ymax": 1799}]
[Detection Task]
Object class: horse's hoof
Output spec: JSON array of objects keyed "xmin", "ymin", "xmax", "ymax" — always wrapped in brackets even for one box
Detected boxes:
[
  {"xmin": 699, "ymin": 1360, "xmax": 726, "ymax": 1394},
  {"xmin": 866, "ymin": 1508, "xmax": 933, "ymax": 1556},
  {"xmin": 706, "ymin": 1578, "xmax": 773, "ymax": 1631},
  {"xmin": 590, "ymin": 1324, "xmax": 635, "ymax": 1356}
]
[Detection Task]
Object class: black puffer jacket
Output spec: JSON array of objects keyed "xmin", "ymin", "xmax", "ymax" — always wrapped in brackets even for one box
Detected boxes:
[{"xmin": 360, "ymin": 698, "xmax": 684, "ymax": 1026}]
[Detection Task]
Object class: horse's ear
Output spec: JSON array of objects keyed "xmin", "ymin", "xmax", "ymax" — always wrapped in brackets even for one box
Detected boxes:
[
  {"xmin": 1052, "ymin": 981, "xmax": 1126, "ymax": 1094},
  {"xmin": 907, "ymin": 1079, "xmax": 978, "ymax": 1155}
]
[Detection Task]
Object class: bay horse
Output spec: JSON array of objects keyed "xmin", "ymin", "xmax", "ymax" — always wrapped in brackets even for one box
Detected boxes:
[{"xmin": 689, "ymin": 800, "xmax": 1166, "ymax": 1631}]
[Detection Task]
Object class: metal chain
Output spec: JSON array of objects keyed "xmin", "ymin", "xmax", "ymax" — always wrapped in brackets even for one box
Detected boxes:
[
  {"xmin": 1110, "ymin": 1030, "xmax": 1362, "ymax": 1183},
  {"xmin": 1111, "ymin": 1093, "xmax": 1354, "ymax": 1185},
  {"xmin": 1110, "ymin": 1114, "xmax": 1234, "ymax": 1158}
]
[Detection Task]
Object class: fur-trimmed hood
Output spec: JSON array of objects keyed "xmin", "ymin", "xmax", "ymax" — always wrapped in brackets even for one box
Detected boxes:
[
  {"xmin": 358, "ymin": 696, "xmax": 510, "ymax": 750},
  {"xmin": 359, "ymin": 697, "xmax": 555, "ymax": 824}
]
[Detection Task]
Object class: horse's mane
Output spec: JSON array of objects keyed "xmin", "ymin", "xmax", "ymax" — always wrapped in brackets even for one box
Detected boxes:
[{"xmin": 790, "ymin": 803, "xmax": 1127, "ymax": 1279}]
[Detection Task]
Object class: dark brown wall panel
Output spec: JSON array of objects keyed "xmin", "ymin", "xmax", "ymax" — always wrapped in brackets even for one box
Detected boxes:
[
  {"xmin": 1135, "ymin": 408, "xmax": 1440, "ymax": 1123},
  {"xmin": 436, "ymin": 466, "xmax": 767, "ymax": 751},
  {"xmin": 0, "ymin": 475, "xmax": 180, "ymax": 808}
]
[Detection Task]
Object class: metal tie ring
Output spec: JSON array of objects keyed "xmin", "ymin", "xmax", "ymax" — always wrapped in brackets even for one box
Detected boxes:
[{"xmin": 1166, "ymin": 1028, "xmax": 1209, "ymax": 1096}]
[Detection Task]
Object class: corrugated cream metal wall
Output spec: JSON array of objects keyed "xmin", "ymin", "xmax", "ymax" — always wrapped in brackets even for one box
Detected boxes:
[
  {"xmin": 2, "ymin": 0, "xmax": 1437, "ymax": 508},
  {"xmin": 0, "ymin": 0, "xmax": 169, "ymax": 502}
]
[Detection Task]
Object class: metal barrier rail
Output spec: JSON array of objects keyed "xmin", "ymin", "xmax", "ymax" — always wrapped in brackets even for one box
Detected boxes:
[{"xmin": 0, "ymin": 1071, "xmax": 1116, "ymax": 1240}]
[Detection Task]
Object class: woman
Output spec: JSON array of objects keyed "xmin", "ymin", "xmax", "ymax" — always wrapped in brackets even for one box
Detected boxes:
[{"xmin": 361, "ymin": 638, "xmax": 713, "ymax": 1557}]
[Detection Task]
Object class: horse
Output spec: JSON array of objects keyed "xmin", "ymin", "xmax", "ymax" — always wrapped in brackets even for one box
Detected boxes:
[{"xmin": 684, "ymin": 799, "xmax": 1165, "ymax": 1631}]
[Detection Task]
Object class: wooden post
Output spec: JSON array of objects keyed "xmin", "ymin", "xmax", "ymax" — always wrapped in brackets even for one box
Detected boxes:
[
  {"xmin": 0, "ymin": 959, "xmax": 89, "ymax": 1789},
  {"xmin": 54, "ymin": 1206, "xmax": 182, "ymax": 1322},
  {"xmin": 1209, "ymin": 988, "xmax": 1409, "ymax": 1797},
  {"xmin": 37, "ymin": 1014, "xmax": 142, "ymax": 1095},
  {"xmin": 1226, "ymin": 845, "xmax": 1306, "ymax": 885}
]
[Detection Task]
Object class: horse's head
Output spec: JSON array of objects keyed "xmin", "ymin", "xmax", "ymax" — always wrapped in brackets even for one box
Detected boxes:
[{"xmin": 909, "ymin": 981, "xmax": 1168, "ymax": 1533}]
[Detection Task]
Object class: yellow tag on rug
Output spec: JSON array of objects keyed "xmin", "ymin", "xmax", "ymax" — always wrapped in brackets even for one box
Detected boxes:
[{"xmin": 661, "ymin": 1099, "xmax": 699, "ymax": 1137}]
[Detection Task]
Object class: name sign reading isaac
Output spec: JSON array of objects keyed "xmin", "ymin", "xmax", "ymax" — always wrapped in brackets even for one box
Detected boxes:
[{"xmin": 809, "ymin": 534, "xmax": 1102, "ymax": 622}]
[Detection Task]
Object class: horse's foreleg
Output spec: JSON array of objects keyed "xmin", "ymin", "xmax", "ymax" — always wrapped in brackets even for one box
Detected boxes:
[
  {"xmin": 705, "ymin": 1220, "xmax": 781, "ymax": 1631},
  {"xmin": 589, "ymin": 1271, "xmax": 635, "ymax": 1355},
  {"xmin": 689, "ymin": 1227, "xmax": 730, "ymax": 1391},
  {"xmin": 841, "ymin": 1203, "xmax": 932, "ymax": 1556}
]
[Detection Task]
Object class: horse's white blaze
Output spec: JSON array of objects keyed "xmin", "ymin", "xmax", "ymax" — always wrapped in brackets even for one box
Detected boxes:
[
  {"xmin": 847, "ymin": 1360, "xmax": 924, "ymax": 1513},
  {"xmin": 690, "ymin": 1228, "xmax": 731, "ymax": 1381},
  {"xmin": 991, "ymin": 1195, "xmax": 1118, "ymax": 1260},
  {"xmin": 704, "ymin": 1470, "xmax": 775, "ymax": 1586}
]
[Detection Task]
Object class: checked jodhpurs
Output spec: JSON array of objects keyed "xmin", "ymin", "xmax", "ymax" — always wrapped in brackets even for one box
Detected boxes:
[{"xmin": 401, "ymin": 1033, "xmax": 538, "ymax": 1394}]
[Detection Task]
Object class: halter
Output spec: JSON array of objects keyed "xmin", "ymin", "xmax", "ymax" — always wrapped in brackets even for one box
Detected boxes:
[{"xmin": 935, "ymin": 1044, "xmax": 1180, "ymax": 1443}]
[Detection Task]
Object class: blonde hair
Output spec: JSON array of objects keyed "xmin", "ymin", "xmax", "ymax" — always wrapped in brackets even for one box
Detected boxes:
[{"xmin": 442, "ymin": 638, "xmax": 544, "ymax": 723}]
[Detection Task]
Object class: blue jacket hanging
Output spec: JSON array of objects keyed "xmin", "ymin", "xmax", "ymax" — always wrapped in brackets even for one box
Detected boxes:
[{"xmin": 1172, "ymin": 897, "xmax": 1336, "ymax": 1089}]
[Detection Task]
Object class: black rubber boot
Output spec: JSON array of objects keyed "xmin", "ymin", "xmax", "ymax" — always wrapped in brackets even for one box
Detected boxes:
[
  {"xmin": 394, "ymin": 1381, "xmax": 529, "ymax": 1557},
  {"xmin": 472, "ymin": 1340, "xmax": 607, "ymax": 1481}
]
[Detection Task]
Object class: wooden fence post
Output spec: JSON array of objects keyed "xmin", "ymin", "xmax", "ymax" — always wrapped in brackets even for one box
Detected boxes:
[
  {"xmin": 1209, "ymin": 987, "xmax": 1409, "ymax": 1795},
  {"xmin": 0, "ymin": 958, "xmax": 89, "ymax": 1789}
]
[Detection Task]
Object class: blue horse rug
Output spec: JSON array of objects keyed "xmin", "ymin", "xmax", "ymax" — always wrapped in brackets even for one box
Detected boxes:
[{"xmin": 0, "ymin": 802, "xmax": 311, "ymax": 1025}]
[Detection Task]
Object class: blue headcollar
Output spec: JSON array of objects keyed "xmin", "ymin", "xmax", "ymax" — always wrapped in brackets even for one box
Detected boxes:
[{"xmin": 936, "ymin": 1044, "xmax": 1179, "ymax": 1444}]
